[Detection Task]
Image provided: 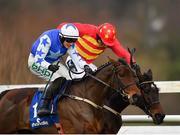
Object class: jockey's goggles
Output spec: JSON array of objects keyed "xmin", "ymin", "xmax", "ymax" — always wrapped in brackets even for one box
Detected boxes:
[
  {"xmin": 65, "ymin": 38, "xmax": 78, "ymax": 43},
  {"xmin": 96, "ymin": 34, "xmax": 105, "ymax": 46}
]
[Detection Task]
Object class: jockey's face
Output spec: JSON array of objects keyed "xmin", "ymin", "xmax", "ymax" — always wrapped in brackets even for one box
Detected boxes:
[
  {"xmin": 63, "ymin": 41, "xmax": 73, "ymax": 48},
  {"xmin": 96, "ymin": 34, "xmax": 106, "ymax": 48},
  {"xmin": 63, "ymin": 38, "xmax": 77, "ymax": 48}
]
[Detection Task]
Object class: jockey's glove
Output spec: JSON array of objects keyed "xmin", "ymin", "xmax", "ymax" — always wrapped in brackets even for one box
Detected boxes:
[
  {"xmin": 48, "ymin": 64, "xmax": 59, "ymax": 72},
  {"xmin": 84, "ymin": 65, "xmax": 93, "ymax": 74}
]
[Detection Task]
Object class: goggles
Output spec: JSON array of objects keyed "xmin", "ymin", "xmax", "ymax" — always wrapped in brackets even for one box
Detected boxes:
[
  {"xmin": 65, "ymin": 38, "xmax": 78, "ymax": 43},
  {"xmin": 96, "ymin": 34, "xmax": 105, "ymax": 46}
]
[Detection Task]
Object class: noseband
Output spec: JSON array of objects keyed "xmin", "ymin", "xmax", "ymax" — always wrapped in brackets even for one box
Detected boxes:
[{"xmin": 136, "ymin": 80, "xmax": 159, "ymax": 116}]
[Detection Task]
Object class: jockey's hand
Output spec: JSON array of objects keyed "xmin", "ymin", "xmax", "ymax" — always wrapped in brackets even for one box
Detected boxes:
[
  {"xmin": 48, "ymin": 64, "xmax": 59, "ymax": 72},
  {"xmin": 84, "ymin": 65, "xmax": 93, "ymax": 74}
]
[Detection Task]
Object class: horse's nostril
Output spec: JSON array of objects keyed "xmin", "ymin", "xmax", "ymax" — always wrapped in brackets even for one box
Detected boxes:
[{"xmin": 154, "ymin": 113, "xmax": 165, "ymax": 125}]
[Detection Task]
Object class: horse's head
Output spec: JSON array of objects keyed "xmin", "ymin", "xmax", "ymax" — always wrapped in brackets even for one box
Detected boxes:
[
  {"xmin": 136, "ymin": 69, "xmax": 165, "ymax": 124},
  {"xmin": 110, "ymin": 58, "xmax": 165, "ymax": 125},
  {"xmin": 127, "ymin": 48, "xmax": 165, "ymax": 124},
  {"xmin": 109, "ymin": 58, "xmax": 143, "ymax": 106}
]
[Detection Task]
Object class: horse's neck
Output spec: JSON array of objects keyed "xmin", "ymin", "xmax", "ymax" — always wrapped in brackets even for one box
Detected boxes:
[{"xmin": 76, "ymin": 65, "xmax": 114, "ymax": 105}]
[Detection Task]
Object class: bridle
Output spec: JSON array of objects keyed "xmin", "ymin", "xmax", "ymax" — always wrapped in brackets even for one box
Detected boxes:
[
  {"xmin": 136, "ymin": 80, "xmax": 160, "ymax": 117},
  {"xmin": 111, "ymin": 65, "xmax": 138, "ymax": 101}
]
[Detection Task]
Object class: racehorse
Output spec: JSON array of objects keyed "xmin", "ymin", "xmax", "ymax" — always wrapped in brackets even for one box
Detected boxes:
[
  {"xmin": 101, "ymin": 66, "xmax": 165, "ymax": 133},
  {"xmin": 0, "ymin": 58, "xmax": 165, "ymax": 134}
]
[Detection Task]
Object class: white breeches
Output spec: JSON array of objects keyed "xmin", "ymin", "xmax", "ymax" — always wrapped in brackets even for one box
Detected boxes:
[{"xmin": 28, "ymin": 53, "xmax": 71, "ymax": 81}]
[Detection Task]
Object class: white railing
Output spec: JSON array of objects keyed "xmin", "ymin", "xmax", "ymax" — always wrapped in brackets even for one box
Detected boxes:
[
  {"xmin": 1, "ymin": 81, "xmax": 180, "ymax": 93},
  {"xmin": 122, "ymin": 115, "xmax": 180, "ymax": 122},
  {"xmin": 118, "ymin": 126, "xmax": 180, "ymax": 134}
]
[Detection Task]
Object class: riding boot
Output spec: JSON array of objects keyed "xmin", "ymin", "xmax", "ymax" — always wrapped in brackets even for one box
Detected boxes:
[
  {"xmin": 37, "ymin": 77, "xmax": 66, "ymax": 117},
  {"xmin": 37, "ymin": 86, "xmax": 53, "ymax": 117}
]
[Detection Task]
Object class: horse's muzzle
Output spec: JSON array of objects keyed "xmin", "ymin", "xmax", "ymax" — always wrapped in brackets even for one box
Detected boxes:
[{"xmin": 153, "ymin": 113, "xmax": 165, "ymax": 125}]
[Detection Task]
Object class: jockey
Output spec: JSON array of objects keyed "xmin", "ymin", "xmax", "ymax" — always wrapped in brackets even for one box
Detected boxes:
[
  {"xmin": 28, "ymin": 23, "xmax": 80, "ymax": 117},
  {"xmin": 57, "ymin": 22, "xmax": 134, "ymax": 79}
]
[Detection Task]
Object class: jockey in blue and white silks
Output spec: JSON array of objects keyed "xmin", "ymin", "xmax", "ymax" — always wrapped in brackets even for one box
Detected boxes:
[
  {"xmin": 28, "ymin": 24, "xmax": 79, "ymax": 81},
  {"xmin": 28, "ymin": 23, "xmax": 97, "ymax": 117}
]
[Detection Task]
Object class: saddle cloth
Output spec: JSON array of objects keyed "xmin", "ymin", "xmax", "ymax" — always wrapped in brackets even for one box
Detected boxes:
[
  {"xmin": 29, "ymin": 90, "xmax": 59, "ymax": 129},
  {"xmin": 29, "ymin": 80, "xmax": 71, "ymax": 129}
]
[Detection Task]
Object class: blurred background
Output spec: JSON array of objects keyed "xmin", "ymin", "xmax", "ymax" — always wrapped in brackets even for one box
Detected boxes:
[{"xmin": 0, "ymin": 0, "xmax": 179, "ymax": 114}]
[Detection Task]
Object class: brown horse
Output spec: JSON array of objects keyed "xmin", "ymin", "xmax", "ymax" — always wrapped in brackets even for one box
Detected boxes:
[
  {"xmin": 134, "ymin": 64, "xmax": 165, "ymax": 124},
  {"xmin": 101, "ymin": 66, "xmax": 165, "ymax": 133},
  {"xmin": 0, "ymin": 58, "xmax": 165, "ymax": 134}
]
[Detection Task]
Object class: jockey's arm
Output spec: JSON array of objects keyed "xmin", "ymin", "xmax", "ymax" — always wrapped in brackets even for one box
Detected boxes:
[
  {"xmin": 67, "ymin": 45, "xmax": 88, "ymax": 69},
  {"xmin": 34, "ymin": 34, "xmax": 51, "ymax": 69},
  {"xmin": 110, "ymin": 39, "xmax": 134, "ymax": 64}
]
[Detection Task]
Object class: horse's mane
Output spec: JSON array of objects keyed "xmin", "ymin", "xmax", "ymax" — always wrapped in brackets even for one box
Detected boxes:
[
  {"xmin": 96, "ymin": 61, "xmax": 111, "ymax": 71},
  {"xmin": 95, "ymin": 58, "xmax": 128, "ymax": 74},
  {"xmin": 72, "ymin": 58, "xmax": 128, "ymax": 82},
  {"xmin": 118, "ymin": 58, "xmax": 128, "ymax": 66}
]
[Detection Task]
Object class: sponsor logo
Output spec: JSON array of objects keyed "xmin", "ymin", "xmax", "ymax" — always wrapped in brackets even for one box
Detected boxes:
[
  {"xmin": 31, "ymin": 118, "xmax": 49, "ymax": 128},
  {"xmin": 32, "ymin": 63, "xmax": 51, "ymax": 77}
]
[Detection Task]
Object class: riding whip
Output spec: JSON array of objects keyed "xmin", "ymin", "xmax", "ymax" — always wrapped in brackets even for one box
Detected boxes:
[{"xmin": 42, "ymin": 60, "xmax": 61, "ymax": 99}]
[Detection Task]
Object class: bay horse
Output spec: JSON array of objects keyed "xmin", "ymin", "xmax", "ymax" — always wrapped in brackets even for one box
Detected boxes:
[
  {"xmin": 0, "ymin": 58, "xmax": 165, "ymax": 134},
  {"xmin": 101, "ymin": 66, "xmax": 165, "ymax": 133}
]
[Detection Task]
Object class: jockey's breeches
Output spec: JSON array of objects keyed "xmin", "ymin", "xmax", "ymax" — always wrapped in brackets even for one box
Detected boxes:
[{"xmin": 28, "ymin": 53, "xmax": 71, "ymax": 81}]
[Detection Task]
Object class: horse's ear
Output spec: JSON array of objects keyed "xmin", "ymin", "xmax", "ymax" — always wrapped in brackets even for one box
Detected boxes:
[{"xmin": 143, "ymin": 69, "xmax": 153, "ymax": 81}]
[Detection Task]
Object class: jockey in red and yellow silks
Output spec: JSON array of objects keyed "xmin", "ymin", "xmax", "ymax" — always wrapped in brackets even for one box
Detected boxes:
[{"xmin": 57, "ymin": 22, "xmax": 134, "ymax": 79}]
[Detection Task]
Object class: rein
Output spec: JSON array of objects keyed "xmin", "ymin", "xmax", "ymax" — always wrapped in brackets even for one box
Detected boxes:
[
  {"xmin": 86, "ymin": 72, "xmax": 135, "ymax": 99},
  {"xmin": 63, "ymin": 64, "xmax": 137, "ymax": 117},
  {"xmin": 139, "ymin": 81, "xmax": 154, "ymax": 85},
  {"xmin": 86, "ymin": 72, "xmax": 111, "ymax": 88}
]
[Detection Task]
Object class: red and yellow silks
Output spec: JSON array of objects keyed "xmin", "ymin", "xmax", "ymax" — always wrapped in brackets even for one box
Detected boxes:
[{"xmin": 75, "ymin": 35, "xmax": 105, "ymax": 63}]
